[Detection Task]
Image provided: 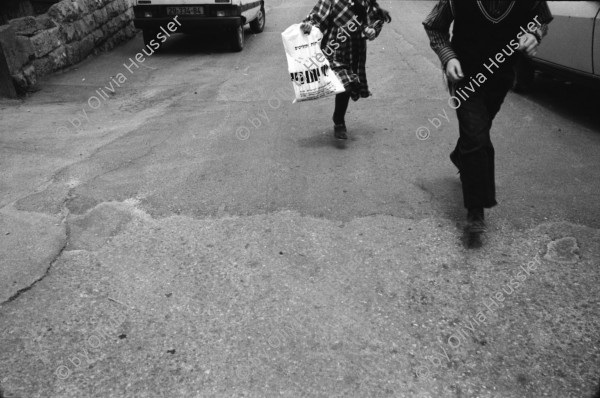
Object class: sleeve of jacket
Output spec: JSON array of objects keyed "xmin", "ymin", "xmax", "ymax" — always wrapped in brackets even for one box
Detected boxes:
[
  {"xmin": 530, "ymin": 1, "xmax": 553, "ymax": 43},
  {"xmin": 368, "ymin": 0, "xmax": 386, "ymax": 38},
  {"xmin": 422, "ymin": 0, "xmax": 457, "ymax": 67},
  {"xmin": 303, "ymin": 0, "xmax": 333, "ymax": 33}
]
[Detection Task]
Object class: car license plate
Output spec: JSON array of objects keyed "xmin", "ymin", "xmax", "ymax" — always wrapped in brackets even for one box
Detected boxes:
[{"xmin": 166, "ymin": 6, "xmax": 204, "ymax": 16}]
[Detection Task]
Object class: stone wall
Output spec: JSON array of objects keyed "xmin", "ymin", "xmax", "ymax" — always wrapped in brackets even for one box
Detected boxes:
[{"xmin": 0, "ymin": 0, "xmax": 136, "ymax": 93}]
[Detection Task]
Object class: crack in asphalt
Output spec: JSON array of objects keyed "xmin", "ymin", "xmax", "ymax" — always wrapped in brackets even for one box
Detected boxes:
[
  {"xmin": 1, "ymin": 191, "xmax": 73, "ymax": 307},
  {"xmin": 0, "ymin": 89, "xmax": 193, "ymax": 304},
  {"xmin": 2, "ymin": 227, "xmax": 68, "ymax": 306}
]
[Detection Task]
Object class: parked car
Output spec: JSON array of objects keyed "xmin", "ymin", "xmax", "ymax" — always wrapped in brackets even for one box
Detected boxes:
[
  {"xmin": 133, "ymin": 0, "xmax": 265, "ymax": 52},
  {"xmin": 516, "ymin": 1, "xmax": 600, "ymax": 88}
]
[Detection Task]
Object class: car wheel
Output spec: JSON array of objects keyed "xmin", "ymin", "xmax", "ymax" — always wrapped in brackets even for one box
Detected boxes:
[
  {"xmin": 142, "ymin": 29, "xmax": 158, "ymax": 47},
  {"xmin": 231, "ymin": 23, "xmax": 244, "ymax": 52},
  {"xmin": 250, "ymin": 6, "xmax": 265, "ymax": 34}
]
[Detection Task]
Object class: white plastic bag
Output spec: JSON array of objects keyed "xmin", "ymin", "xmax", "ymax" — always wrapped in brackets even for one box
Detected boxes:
[{"xmin": 281, "ymin": 24, "xmax": 345, "ymax": 103}]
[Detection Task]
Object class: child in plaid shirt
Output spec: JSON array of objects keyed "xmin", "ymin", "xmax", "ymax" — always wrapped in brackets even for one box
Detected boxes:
[{"xmin": 300, "ymin": 0, "xmax": 391, "ymax": 140}]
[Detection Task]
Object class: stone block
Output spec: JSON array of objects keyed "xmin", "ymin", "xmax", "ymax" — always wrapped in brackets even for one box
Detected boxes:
[
  {"xmin": 98, "ymin": 24, "xmax": 134, "ymax": 52},
  {"xmin": 8, "ymin": 16, "xmax": 37, "ymax": 36},
  {"xmin": 74, "ymin": 19, "xmax": 91, "ymax": 39},
  {"xmin": 32, "ymin": 55, "xmax": 53, "ymax": 77},
  {"xmin": 61, "ymin": 22, "xmax": 79, "ymax": 42},
  {"xmin": 48, "ymin": 45, "xmax": 68, "ymax": 69},
  {"xmin": 91, "ymin": 28, "xmax": 104, "ymax": 45},
  {"xmin": 105, "ymin": 0, "xmax": 117, "ymax": 14},
  {"xmin": 0, "ymin": 32, "xmax": 18, "ymax": 97},
  {"xmin": 0, "ymin": 25, "xmax": 32, "ymax": 73},
  {"xmin": 117, "ymin": 12, "xmax": 131, "ymax": 28},
  {"xmin": 22, "ymin": 64, "xmax": 37, "ymax": 88},
  {"xmin": 61, "ymin": 20, "xmax": 88, "ymax": 43},
  {"xmin": 48, "ymin": 0, "xmax": 81, "ymax": 23},
  {"xmin": 65, "ymin": 42, "xmax": 81, "ymax": 64},
  {"xmin": 81, "ymin": 0, "xmax": 101, "ymax": 14},
  {"xmin": 100, "ymin": 21, "xmax": 111, "ymax": 37},
  {"xmin": 11, "ymin": 71, "xmax": 28, "ymax": 90},
  {"xmin": 110, "ymin": 17, "xmax": 121, "ymax": 32},
  {"xmin": 97, "ymin": 39, "xmax": 111, "ymax": 52},
  {"xmin": 109, "ymin": 0, "xmax": 120, "ymax": 13},
  {"xmin": 83, "ymin": 14, "xmax": 98, "ymax": 31},
  {"xmin": 92, "ymin": 7, "xmax": 108, "ymax": 26},
  {"xmin": 106, "ymin": 2, "xmax": 120, "ymax": 18},
  {"xmin": 37, "ymin": 15, "xmax": 57, "ymax": 30},
  {"xmin": 115, "ymin": 0, "xmax": 128, "ymax": 13},
  {"xmin": 15, "ymin": 36, "xmax": 35, "ymax": 62},
  {"xmin": 30, "ymin": 27, "xmax": 62, "ymax": 58},
  {"xmin": 10, "ymin": 15, "xmax": 56, "ymax": 37},
  {"xmin": 9, "ymin": 64, "xmax": 37, "ymax": 93},
  {"xmin": 75, "ymin": 0, "xmax": 90, "ymax": 15},
  {"xmin": 102, "ymin": 18, "xmax": 117, "ymax": 36},
  {"xmin": 78, "ymin": 34, "xmax": 95, "ymax": 57},
  {"xmin": 111, "ymin": 28, "xmax": 125, "ymax": 44},
  {"xmin": 116, "ymin": 17, "xmax": 126, "ymax": 32},
  {"xmin": 124, "ymin": 23, "xmax": 136, "ymax": 38}
]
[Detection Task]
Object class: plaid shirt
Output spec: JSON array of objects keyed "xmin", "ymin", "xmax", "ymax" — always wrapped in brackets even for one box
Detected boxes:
[
  {"xmin": 304, "ymin": 0, "xmax": 386, "ymax": 99},
  {"xmin": 423, "ymin": 0, "xmax": 553, "ymax": 67}
]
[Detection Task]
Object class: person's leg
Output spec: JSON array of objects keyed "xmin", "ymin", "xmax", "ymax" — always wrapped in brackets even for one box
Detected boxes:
[
  {"xmin": 455, "ymin": 91, "xmax": 495, "ymax": 212},
  {"xmin": 351, "ymin": 38, "xmax": 365, "ymax": 101},
  {"xmin": 333, "ymin": 92, "xmax": 351, "ymax": 125},
  {"xmin": 333, "ymin": 92, "xmax": 350, "ymax": 140},
  {"xmin": 330, "ymin": 33, "xmax": 364, "ymax": 139},
  {"xmin": 454, "ymin": 72, "xmax": 513, "ymax": 233},
  {"xmin": 480, "ymin": 70, "xmax": 514, "ymax": 205}
]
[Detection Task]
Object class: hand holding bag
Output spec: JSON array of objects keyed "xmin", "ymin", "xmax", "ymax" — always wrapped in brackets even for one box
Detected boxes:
[{"xmin": 281, "ymin": 24, "xmax": 345, "ymax": 103}]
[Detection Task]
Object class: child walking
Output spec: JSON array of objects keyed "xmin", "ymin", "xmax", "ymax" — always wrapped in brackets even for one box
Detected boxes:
[{"xmin": 300, "ymin": 0, "xmax": 391, "ymax": 139}]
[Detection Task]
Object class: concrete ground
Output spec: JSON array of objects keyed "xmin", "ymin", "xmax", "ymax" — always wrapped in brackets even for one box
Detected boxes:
[{"xmin": 1, "ymin": 1, "xmax": 599, "ymax": 397}]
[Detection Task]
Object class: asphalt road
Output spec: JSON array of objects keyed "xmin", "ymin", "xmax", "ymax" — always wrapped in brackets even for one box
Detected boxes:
[{"xmin": 1, "ymin": 1, "xmax": 599, "ymax": 397}]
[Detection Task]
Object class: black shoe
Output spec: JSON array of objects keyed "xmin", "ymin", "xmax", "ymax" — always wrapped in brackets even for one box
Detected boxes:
[
  {"xmin": 334, "ymin": 124, "xmax": 348, "ymax": 140},
  {"xmin": 466, "ymin": 208, "xmax": 486, "ymax": 234},
  {"xmin": 450, "ymin": 149, "xmax": 460, "ymax": 173}
]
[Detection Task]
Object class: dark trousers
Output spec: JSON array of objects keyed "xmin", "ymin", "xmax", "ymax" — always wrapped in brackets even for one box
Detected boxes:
[
  {"xmin": 453, "ymin": 69, "xmax": 513, "ymax": 209},
  {"xmin": 333, "ymin": 38, "xmax": 363, "ymax": 125},
  {"xmin": 333, "ymin": 92, "xmax": 351, "ymax": 125}
]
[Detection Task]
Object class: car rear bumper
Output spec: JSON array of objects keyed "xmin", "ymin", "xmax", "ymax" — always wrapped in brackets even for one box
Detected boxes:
[
  {"xmin": 133, "ymin": 16, "xmax": 241, "ymax": 30},
  {"xmin": 133, "ymin": 4, "xmax": 243, "ymax": 31}
]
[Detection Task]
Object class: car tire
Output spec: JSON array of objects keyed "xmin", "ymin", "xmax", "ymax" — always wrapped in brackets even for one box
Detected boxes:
[
  {"xmin": 250, "ymin": 5, "xmax": 265, "ymax": 34},
  {"xmin": 231, "ymin": 23, "xmax": 244, "ymax": 52},
  {"xmin": 142, "ymin": 29, "xmax": 159, "ymax": 48}
]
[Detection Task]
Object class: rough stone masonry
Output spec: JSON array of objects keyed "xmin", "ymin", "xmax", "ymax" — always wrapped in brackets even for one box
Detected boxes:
[{"xmin": 0, "ymin": 0, "xmax": 137, "ymax": 93}]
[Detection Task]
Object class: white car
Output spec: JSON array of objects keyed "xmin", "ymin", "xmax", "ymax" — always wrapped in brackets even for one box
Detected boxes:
[
  {"xmin": 133, "ymin": 0, "xmax": 265, "ymax": 52},
  {"xmin": 516, "ymin": 1, "xmax": 600, "ymax": 87}
]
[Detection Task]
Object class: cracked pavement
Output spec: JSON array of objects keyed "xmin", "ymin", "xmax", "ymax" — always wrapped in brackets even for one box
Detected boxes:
[{"xmin": 1, "ymin": 1, "xmax": 599, "ymax": 397}]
